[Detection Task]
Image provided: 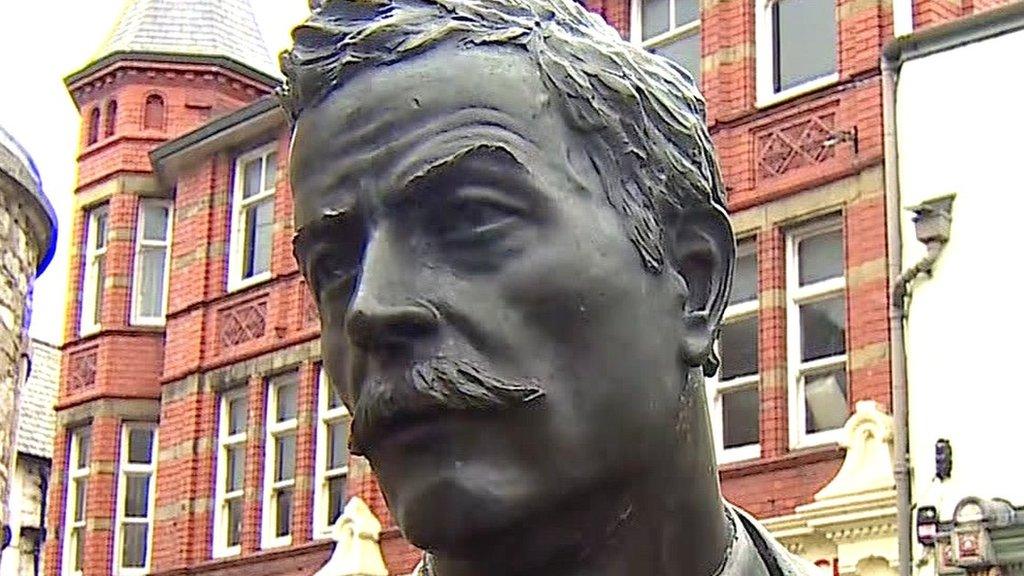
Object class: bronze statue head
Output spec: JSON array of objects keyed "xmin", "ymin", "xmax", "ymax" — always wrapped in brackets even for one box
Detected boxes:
[{"xmin": 284, "ymin": 0, "xmax": 737, "ymax": 572}]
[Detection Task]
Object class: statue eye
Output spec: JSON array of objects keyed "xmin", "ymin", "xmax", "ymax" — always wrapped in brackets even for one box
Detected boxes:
[
  {"xmin": 313, "ymin": 252, "xmax": 358, "ymax": 297},
  {"xmin": 455, "ymin": 201, "xmax": 514, "ymax": 229},
  {"xmin": 438, "ymin": 190, "xmax": 523, "ymax": 243}
]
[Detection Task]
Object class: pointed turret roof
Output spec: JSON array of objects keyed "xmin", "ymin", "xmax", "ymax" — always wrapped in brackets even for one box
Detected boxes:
[{"xmin": 93, "ymin": 0, "xmax": 278, "ymax": 78}]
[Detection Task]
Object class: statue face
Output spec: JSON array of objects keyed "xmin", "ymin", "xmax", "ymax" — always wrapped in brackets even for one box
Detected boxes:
[{"xmin": 291, "ymin": 45, "xmax": 695, "ymax": 554}]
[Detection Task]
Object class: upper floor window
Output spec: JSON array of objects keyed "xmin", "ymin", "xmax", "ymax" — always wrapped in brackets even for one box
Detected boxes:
[
  {"xmin": 708, "ymin": 239, "xmax": 760, "ymax": 463},
  {"xmin": 786, "ymin": 218, "xmax": 848, "ymax": 448},
  {"xmin": 262, "ymin": 371, "xmax": 298, "ymax": 548},
  {"xmin": 631, "ymin": 0, "xmax": 701, "ymax": 84},
  {"xmin": 228, "ymin": 144, "xmax": 277, "ymax": 291},
  {"xmin": 132, "ymin": 200, "xmax": 172, "ymax": 326},
  {"xmin": 314, "ymin": 369, "xmax": 350, "ymax": 537},
  {"xmin": 87, "ymin": 107, "xmax": 101, "ymax": 145},
  {"xmin": 63, "ymin": 427, "xmax": 91, "ymax": 576},
  {"xmin": 114, "ymin": 424, "xmax": 157, "ymax": 575},
  {"xmin": 104, "ymin": 100, "xmax": 118, "ymax": 138},
  {"xmin": 80, "ymin": 205, "xmax": 109, "ymax": 336},
  {"xmin": 213, "ymin": 390, "xmax": 247, "ymax": 558},
  {"xmin": 143, "ymin": 94, "xmax": 165, "ymax": 131},
  {"xmin": 756, "ymin": 0, "xmax": 838, "ymax": 105}
]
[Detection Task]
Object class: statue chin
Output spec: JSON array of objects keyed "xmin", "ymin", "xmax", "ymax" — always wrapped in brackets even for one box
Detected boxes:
[{"xmin": 394, "ymin": 481, "xmax": 516, "ymax": 554}]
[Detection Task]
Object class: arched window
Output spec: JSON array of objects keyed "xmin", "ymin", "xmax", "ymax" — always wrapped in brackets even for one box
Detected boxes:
[
  {"xmin": 87, "ymin": 107, "xmax": 100, "ymax": 145},
  {"xmin": 104, "ymin": 100, "xmax": 118, "ymax": 137},
  {"xmin": 143, "ymin": 94, "xmax": 165, "ymax": 131}
]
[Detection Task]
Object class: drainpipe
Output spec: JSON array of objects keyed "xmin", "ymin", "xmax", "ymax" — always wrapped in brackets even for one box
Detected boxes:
[
  {"xmin": 34, "ymin": 468, "xmax": 48, "ymax": 576},
  {"xmin": 884, "ymin": 44, "xmax": 958, "ymax": 576},
  {"xmin": 890, "ymin": 193, "xmax": 955, "ymax": 576},
  {"xmin": 881, "ymin": 49, "xmax": 913, "ymax": 576}
]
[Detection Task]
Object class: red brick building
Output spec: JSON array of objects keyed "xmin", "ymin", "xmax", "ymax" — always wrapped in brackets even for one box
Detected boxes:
[{"xmin": 45, "ymin": 0, "xmax": 1005, "ymax": 575}]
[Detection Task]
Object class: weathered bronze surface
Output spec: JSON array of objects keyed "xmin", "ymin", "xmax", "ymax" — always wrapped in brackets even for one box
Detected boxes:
[{"xmin": 283, "ymin": 0, "xmax": 812, "ymax": 574}]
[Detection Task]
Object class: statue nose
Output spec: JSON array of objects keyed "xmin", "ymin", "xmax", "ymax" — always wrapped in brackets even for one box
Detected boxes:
[
  {"xmin": 344, "ymin": 228, "xmax": 439, "ymax": 349},
  {"xmin": 345, "ymin": 299, "xmax": 440, "ymax": 349}
]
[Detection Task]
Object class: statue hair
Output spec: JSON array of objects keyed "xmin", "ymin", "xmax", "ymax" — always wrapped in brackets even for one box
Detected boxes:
[{"xmin": 279, "ymin": 0, "xmax": 731, "ymax": 275}]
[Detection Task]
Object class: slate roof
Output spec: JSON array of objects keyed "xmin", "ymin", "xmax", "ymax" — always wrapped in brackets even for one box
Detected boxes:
[
  {"xmin": 16, "ymin": 340, "xmax": 60, "ymax": 460},
  {"xmin": 94, "ymin": 0, "xmax": 278, "ymax": 78}
]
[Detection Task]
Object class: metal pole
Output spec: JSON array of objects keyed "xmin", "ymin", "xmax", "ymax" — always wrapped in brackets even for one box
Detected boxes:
[{"xmin": 881, "ymin": 52, "xmax": 913, "ymax": 576}]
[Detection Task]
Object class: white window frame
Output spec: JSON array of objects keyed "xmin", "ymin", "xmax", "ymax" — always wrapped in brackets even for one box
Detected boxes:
[
  {"xmin": 213, "ymin": 389, "xmax": 247, "ymax": 558},
  {"xmin": 261, "ymin": 373, "xmax": 298, "ymax": 549},
  {"xmin": 113, "ymin": 424, "xmax": 158, "ymax": 575},
  {"xmin": 313, "ymin": 368, "xmax": 350, "ymax": 538},
  {"xmin": 754, "ymin": 0, "xmax": 839, "ymax": 107},
  {"xmin": 786, "ymin": 217, "xmax": 848, "ymax": 449},
  {"xmin": 63, "ymin": 427, "xmax": 90, "ymax": 576},
  {"xmin": 131, "ymin": 199, "xmax": 173, "ymax": 326},
  {"xmin": 80, "ymin": 205, "xmax": 109, "ymax": 336},
  {"xmin": 707, "ymin": 240, "xmax": 761, "ymax": 464},
  {"xmin": 228, "ymin": 143, "xmax": 277, "ymax": 292},
  {"xmin": 629, "ymin": 0, "xmax": 702, "ymax": 82}
]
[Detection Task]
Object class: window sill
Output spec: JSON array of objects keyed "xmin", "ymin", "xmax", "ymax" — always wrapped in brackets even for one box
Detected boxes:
[
  {"xmin": 718, "ymin": 443, "xmax": 843, "ymax": 479},
  {"xmin": 199, "ymin": 540, "xmax": 334, "ymax": 570},
  {"xmin": 130, "ymin": 317, "xmax": 167, "ymax": 328},
  {"xmin": 211, "ymin": 545, "xmax": 241, "ymax": 559},
  {"xmin": 718, "ymin": 443, "xmax": 761, "ymax": 465},
  {"xmin": 756, "ymin": 72, "xmax": 839, "ymax": 110},
  {"xmin": 79, "ymin": 323, "xmax": 101, "ymax": 338},
  {"xmin": 790, "ymin": 426, "xmax": 844, "ymax": 451},
  {"xmin": 81, "ymin": 135, "xmax": 118, "ymax": 155},
  {"xmin": 262, "ymin": 535, "xmax": 293, "ymax": 550},
  {"xmin": 227, "ymin": 271, "xmax": 272, "ymax": 294},
  {"xmin": 639, "ymin": 19, "xmax": 700, "ymax": 47}
]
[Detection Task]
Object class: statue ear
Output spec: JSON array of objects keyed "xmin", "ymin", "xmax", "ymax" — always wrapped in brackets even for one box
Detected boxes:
[{"xmin": 660, "ymin": 202, "xmax": 735, "ymax": 376}]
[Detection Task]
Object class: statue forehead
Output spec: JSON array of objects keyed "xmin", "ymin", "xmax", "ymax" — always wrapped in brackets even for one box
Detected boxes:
[
  {"xmin": 289, "ymin": 46, "xmax": 562, "ymax": 227},
  {"xmin": 292, "ymin": 45, "xmax": 548, "ymax": 145}
]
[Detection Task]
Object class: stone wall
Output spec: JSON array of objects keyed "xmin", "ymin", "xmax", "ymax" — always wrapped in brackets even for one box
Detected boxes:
[
  {"xmin": 0, "ymin": 129, "xmax": 56, "ymax": 534},
  {"xmin": 0, "ymin": 195, "xmax": 42, "ymax": 524}
]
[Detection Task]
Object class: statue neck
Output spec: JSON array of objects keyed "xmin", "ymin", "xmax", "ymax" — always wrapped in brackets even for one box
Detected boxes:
[
  {"xmin": 424, "ymin": 480, "xmax": 731, "ymax": 576},
  {"xmin": 426, "ymin": 370, "xmax": 731, "ymax": 576}
]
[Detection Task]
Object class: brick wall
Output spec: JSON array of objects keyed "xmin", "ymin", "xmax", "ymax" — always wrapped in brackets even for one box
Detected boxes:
[
  {"xmin": 146, "ymin": 375, "xmax": 218, "ymax": 567},
  {"xmin": 48, "ymin": 54, "xmax": 274, "ymax": 576},
  {"xmin": 912, "ymin": 0, "xmax": 1014, "ymax": 29},
  {"xmin": 41, "ymin": 427, "xmax": 66, "ymax": 575}
]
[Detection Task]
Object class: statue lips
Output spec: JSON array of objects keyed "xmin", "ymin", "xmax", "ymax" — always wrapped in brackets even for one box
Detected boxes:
[
  {"xmin": 353, "ymin": 390, "xmax": 449, "ymax": 456},
  {"xmin": 349, "ymin": 357, "xmax": 546, "ymax": 456}
]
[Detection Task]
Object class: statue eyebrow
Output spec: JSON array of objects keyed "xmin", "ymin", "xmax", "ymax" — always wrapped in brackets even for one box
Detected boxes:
[
  {"xmin": 293, "ymin": 209, "xmax": 364, "ymax": 296},
  {"xmin": 382, "ymin": 146, "xmax": 534, "ymax": 211},
  {"xmin": 292, "ymin": 209, "xmax": 354, "ymax": 262}
]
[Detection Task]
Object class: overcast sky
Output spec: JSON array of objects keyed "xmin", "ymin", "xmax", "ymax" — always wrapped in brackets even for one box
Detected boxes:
[{"xmin": 0, "ymin": 0, "xmax": 311, "ymax": 344}]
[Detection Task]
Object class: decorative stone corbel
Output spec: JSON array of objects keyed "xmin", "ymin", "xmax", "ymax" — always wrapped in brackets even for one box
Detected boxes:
[
  {"xmin": 814, "ymin": 399, "xmax": 896, "ymax": 502},
  {"xmin": 314, "ymin": 497, "xmax": 390, "ymax": 576},
  {"xmin": 763, "ymin": 401, "xmax": 900, "ymax": 576}
]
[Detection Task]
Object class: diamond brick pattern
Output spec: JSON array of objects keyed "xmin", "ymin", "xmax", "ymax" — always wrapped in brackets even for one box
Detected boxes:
[
  {"xmin": 757, "ymin": 113, "xmax": 837, "ymax": 180},
  {"xmin": 219, "ymin": 299, "xmax": 268, "ymax": 349},
  {"xmin": 67, "ymin": 349, "xmax": 98, "ymax": 392}
]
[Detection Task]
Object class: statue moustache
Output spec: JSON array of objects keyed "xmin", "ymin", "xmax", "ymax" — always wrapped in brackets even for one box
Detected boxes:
[{"xmin": 350, "ymin": 357, "xmax": 546, "ymax": 455}]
